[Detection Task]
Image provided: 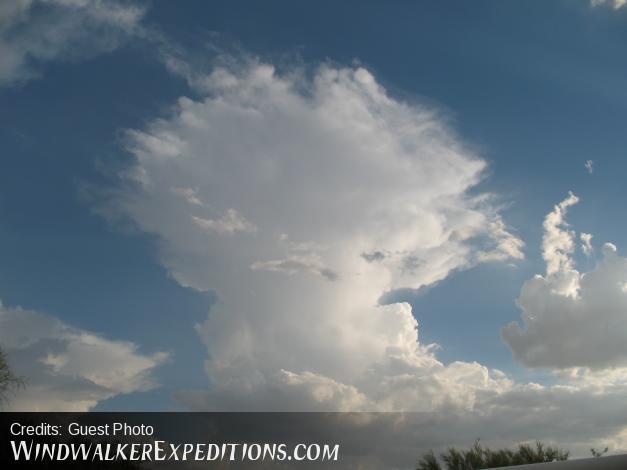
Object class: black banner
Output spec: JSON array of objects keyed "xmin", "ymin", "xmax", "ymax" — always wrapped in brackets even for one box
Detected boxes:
[{"xmin": 2, "ymin": 413, "xmax": 627, "ymax": 469}]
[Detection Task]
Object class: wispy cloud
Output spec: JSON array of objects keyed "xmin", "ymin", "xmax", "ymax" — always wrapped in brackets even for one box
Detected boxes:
[
  {"xmin": 192, "ymin": 209, "xmax": 257, "ymax": 235},
  {"xmin": 591, "ymin": 0, "xmax": 627, "ymax": 9},
  {"xmin": 0, "ymin": 0, "xmax": 146, "ymax": 86}
]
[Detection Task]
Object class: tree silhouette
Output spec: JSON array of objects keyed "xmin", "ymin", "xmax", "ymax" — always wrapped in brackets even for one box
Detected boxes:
[
  {"xmin": 591, "ymin": 447, "xmax": 609, "ymax": 458},
  {"xmin": 417, "ymin": 440, "xmax": 569, "ymax": 470},
  {"xmin": 0, "ymin": 347, "xmax": 23, "ymax": 404}
]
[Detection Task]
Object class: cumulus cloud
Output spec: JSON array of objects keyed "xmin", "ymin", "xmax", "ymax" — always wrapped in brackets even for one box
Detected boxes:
[
  {"xmin": 96, "ymin": 57, "xmax": 525, "ymax": 412},
  {"xmin": 585, "ymin": 159, "xmax": 594, "ymax": 174},
  {"xmin": 0, "ymin": 0, "xmax": 145, "ymax": 86},
  {"xmin": 503, "ymin": 193, "xmax": 627, "ymax": 370},
  {"xmin": 172, "ymin": 381, "xmax": 627, "ymax": 467},
  {"xmin": 89, "ymin": 54, "xmax": 627, "ymax": 455},
  {"xmin": 0, "ymin": 301, "xmax": 168, "ymax": 411}
]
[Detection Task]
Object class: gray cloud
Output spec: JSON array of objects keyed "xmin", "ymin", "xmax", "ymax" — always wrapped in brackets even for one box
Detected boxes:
[{"xmin": 361, "ymin": 251, "xmax": 386, "ymax": 263}]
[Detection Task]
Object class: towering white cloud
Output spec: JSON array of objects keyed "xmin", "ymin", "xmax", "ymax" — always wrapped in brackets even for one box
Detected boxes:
[
  {"xmin": 540, "ymin": 191, "xmax": 580, "ymax": 296},
  {"xmin": 503, "ymin": 193, "xmax": 627, "ymax": 370},
  {"xmin": 0, "ymin": 0, "xmax": 145, "ymax": 86},
  {"xmin": 92, "ymin": 56, "xmax": 627, "ymax": 455},
  {"xmin": 99, "ymin": 58, "xmax": 524, "ymax": 411},
  {"xmin": 0, "ymin": 301, "xmax": 168, "ymax": 411}
]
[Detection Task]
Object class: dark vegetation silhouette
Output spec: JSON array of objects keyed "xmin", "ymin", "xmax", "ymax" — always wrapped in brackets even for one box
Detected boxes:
[
  {"xmin": 0, "ymin": 347, "xmax": 23, "ymax": 403},
  {"xmin": 590, "ymin": 447, "xmax": 609, "ymax": 458},
  {"xmin": 417, "ymin": 440, "xmax": 570, "ymax": 469}
]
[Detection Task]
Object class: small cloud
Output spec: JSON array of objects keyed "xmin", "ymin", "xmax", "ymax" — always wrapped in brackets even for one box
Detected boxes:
[
  {"xmin": 581, "ymin": 232, "xmax": 593, "ymax": 256},
  {"xmin": 361, "ymin": 251, "xmax": 386, "ymax": 263},
  {"xmin": 476, "ymin": 217, "xmax": 525, "ymax": 262},
  {"xmin": 585, "ymin": 160, "xmax": 594, "ymax": 174},
  {"xmin": 192, "ymin": 209, "xmax": 256, "ymax": 235},
  {"xmin": 172, "ymin": 187, "xmax": 204, "ymax": 206},
  {"xmin": 251, "ymin": 254, "xmax": 338, "ymax": 281},
  {"xmin": 591, "ymin": 0, "xmax": 627, "ymax": 9}
]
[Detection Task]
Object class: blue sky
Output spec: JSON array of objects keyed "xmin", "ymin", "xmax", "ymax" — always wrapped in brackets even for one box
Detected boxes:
[{"xmin": 2, "ymin": 0, "xmax": 627, "ymax": 455}]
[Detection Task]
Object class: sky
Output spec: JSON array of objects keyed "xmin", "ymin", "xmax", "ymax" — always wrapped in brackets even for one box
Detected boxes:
[{"xmin": 2, "ymin": 0, "xmax": 627, "ymax": 459}]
